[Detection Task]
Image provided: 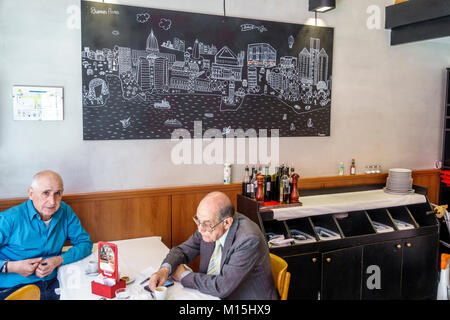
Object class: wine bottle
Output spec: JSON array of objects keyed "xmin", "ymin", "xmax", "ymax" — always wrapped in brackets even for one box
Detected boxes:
[
  {"xmin": 281, "ymin": 167, "xmax": 290, "ymax": 204},
  {"xmin": 272, "ymin": 167, "xmax": 279, "ymax": 203},
  {"xmin": 250, "ymin": 167, "xmax": 257, "ymax": 199},
  {"xmin": 264, "ymin": 166, "xmax": 271, "ymax": 202},
  {"xmin": 242, "ymin": 165, "xmax": 250, "ymax": 197}
]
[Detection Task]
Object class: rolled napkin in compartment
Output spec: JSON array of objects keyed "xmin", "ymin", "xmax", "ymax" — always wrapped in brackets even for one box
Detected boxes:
[
  {"xmin": 266, "ymin": 233, "xmax": 295, "ymax": 247},
  {"xmin": 393, "ymin": 219, "xmax": 415, "ymax": 230},
  {"xmin": 315, "ymin": 226, "xmax": 341, "ymax": 240},
  {"xmin": 290, "ymin": 229, "xmax": 316, "ymax": 243},
  {"xmin": 372, "ymin": 221, "xmax": 395, "ymax": 233}
]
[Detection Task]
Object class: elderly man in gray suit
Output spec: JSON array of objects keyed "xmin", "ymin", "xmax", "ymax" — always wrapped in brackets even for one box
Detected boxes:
[{"xmin": 149, "ymin": 191, "xmax": 278, "ymax": 300}]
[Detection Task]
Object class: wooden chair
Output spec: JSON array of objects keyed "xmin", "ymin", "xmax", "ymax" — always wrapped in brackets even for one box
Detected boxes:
[
  {"xmin": 269, "ymin": 253, "xmax": 291, "ymax": 300},
  {"xmin": 5, "ymin": 284, "xmax": 40, "ymax": 300}
]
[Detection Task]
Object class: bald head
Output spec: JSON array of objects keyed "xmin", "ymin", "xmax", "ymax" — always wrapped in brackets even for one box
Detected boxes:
[
  {"xmin": 198, "ymin": 192, "xmax": 234, "ymax": 220},
  {"xmin": 31, "ymin": 170, "xmax": 64, "ymax": 190},
  {"xmin": 195, "ymin": 192, "xmax": 235, "ymax": 242}
]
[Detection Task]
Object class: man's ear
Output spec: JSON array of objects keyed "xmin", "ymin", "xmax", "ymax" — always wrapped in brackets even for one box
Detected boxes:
[
  {"xmin": 27, "ymin": 187, "xmax": 33, "ymax": 199},
  {"xmin": 224, "ymin": 217, "xmax": 233, "ymax": 230}
]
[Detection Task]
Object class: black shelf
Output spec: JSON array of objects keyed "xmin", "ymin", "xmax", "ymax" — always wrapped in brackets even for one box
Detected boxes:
[
  {"xmin": 237, "ymin": 184, "xmax": 439, "ymax": 300},
  {"xmin": 385, "ymin": 0, "xmax": 450, "ymax": 45}
]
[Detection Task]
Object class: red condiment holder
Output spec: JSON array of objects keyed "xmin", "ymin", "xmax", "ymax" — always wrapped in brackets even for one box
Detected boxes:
[{"xmin": 91, "ymin": 241, "xmax": 126, "ymax": 299}]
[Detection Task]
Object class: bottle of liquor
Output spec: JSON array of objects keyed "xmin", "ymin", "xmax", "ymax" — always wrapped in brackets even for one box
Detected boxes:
[
  {"xmin": 350, "ymin": 159, "xmax": 356, "ymax": 175},
  {"xmin": 272, "ymin": 166, "xmax": 279, "ymax": 203},
  {"xmin": 242, "ymin": 165, "xmax": 250, "ymax": 197},
  {"xmin": 290, "ymin": 173, "xmax": 300, "ymax": 203},
  {"xmin": 276, "ymin": 165, "xmax": 283, "ymax": 203},
  {"xmin": 250, "ymin": 166, "xmax": 257, "ymax": 199},
  {"xmin": 289, "ymin": 165, "xmax": 295, "ymax": 198},
  {"xmin": 263, "ymin": 166, "xmax": 271, "ymax": 202},
  {"xmin": 280, "ymin": 167, "xmax": 290, "ymax": 204},
  {"xmin": 278, "ymin": 170, "xmax": 284, "ymax": 203}
]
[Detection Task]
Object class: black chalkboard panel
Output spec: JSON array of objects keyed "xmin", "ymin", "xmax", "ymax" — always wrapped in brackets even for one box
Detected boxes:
[{"xmin": 81, "ymin": 1, "xmax": 334, "ymax": 140}]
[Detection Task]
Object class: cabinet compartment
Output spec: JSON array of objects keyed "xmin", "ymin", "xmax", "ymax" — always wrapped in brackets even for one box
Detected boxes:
[
  {"xmin": 334, "ymin": 211, "xmax": 375, "ymax": 237},
  {"xmin": 310, "ymin": 214, "xmax": 342, "ymax": 240},
  {"xmin": 406, "ymin": 203, "xmax": 437, "ymax": 227},
  {"xmin": 263, "ymin": 220, "xmax": 289, "ymax": 241},
  {"xmin": 366, "ymin": 208, "xmax": 397, "ymax": 233},
  {"xmin": 285, "ymin": 217, "xmax": 317, "ymax": 243},
  {"xmin": 386, "ymin": 206, "xmax": 417, "ymax": 229}
]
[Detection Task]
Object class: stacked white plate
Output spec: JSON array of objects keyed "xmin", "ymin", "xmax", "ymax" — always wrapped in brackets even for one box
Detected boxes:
[{"xmin": 384, "ymin": 168, "xmax": 414, "ymax": 194}]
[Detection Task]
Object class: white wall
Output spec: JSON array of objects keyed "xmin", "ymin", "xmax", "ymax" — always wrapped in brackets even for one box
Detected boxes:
[{"xmin": 1, "ymin": 0, "xmax": 449, "ymax": 198}]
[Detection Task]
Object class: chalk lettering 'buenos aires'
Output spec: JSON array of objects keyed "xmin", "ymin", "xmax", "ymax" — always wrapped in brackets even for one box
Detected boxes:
[{"xmin": 90, "ymin": 7, "xmax": 119, "ymax": 15}]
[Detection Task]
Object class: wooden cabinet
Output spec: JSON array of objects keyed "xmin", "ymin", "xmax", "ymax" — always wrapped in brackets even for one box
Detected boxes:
[
  {"xmin": 362, "ymin": 234, "xmax": 438, "ymax": 300},
  {"xmin": 401, "ymin": 233, "xmax": 439, "ymax": 299},
  {"xmin": 362, "ymin": 239, "xmax": 403, "ymax": 300},
  {"xmin": 322, "ymin": 246, "xmax": 363, "ymax": 300},
  {"xmin": 237, "ymin": 184, "xmax": 440, "ymax": 300},
  {"xmin": 284, "ymin": 252, "xmax": 321, "ymax": 300}
]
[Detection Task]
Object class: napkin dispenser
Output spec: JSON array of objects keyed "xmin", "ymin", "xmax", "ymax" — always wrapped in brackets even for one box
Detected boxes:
[{"xmin": 91, "ymin": 241, "xmax": 126, "ymax": 299}]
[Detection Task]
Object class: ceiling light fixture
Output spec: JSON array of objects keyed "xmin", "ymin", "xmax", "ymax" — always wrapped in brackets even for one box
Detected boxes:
[{"xmin": 309, "ymin": 0, "xmax": 336, "ymax": 13}]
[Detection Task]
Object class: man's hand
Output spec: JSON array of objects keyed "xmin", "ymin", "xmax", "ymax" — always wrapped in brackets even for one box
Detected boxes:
[
  {"xmin": 7, "ymin": 257, "xmax": 42, "ymax": 277},
  {"xmin": 149, "ymin": 267, "xmax": 170, "ymax": 292},
  {"xmin": 171, "ymin": 264, "xmax": 187, "ymax": 282},
  {"xmin": 35, "ymin": 256, "xmax": 63, "ymax": 278}
]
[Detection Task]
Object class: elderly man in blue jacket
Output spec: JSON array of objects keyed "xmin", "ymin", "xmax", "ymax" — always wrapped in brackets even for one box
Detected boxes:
[{"xmin": 0, "ymin": 170, "xmax": 93, "ymax": 300}]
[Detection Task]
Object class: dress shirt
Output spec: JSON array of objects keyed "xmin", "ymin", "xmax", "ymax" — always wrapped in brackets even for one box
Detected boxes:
[
  {"xmin": 0, "ymin": 200, "xmax": 92, "ymax": 288},
  {"xmin": 179, "ymin": 228, "xmax": 229, "ymax": 280}
]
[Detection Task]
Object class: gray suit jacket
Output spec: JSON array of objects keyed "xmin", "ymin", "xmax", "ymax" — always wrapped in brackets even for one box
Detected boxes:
[{"xmin": 163, "ymin": 212, "xmax": 278, "ymax": 300}]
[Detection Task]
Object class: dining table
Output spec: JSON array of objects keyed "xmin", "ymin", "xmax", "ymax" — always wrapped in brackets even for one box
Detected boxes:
[{"xmin": 57, "ymin": 236, "xmax": 219, "ymax": 300}]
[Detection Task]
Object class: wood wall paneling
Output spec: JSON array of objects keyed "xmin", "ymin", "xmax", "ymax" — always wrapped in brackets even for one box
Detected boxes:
[
  {"xmin": 0, "ymin": 170, "xmax": 441, "ymax": 255},
  {"xmin": 411, "ymin": 170, "xmax": 441, "ymax": 204},
  {"xmin": 68, "ymin": 195, "xmax": 172, "ymax": 248}
]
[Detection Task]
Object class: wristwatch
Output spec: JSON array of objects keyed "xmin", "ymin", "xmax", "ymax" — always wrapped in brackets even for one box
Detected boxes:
[{"xmin": 1, "ymin": 260, "xmax": 8, "ymax": 273}]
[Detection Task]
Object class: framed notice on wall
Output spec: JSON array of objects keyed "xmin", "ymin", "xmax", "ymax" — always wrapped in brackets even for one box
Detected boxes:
[{"xmin": 12, "ymin": 85, "xmax": 64, "ymax": 121}]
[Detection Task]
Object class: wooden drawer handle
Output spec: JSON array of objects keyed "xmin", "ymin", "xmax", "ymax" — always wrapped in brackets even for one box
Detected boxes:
[
  {"xmin": 396, "ymin": 244, "xmax": 402, "ymax": 249},
  {"xmin": 406, "ymin": 243, "xmax": 412, "ymax": 247},
  {"xmin": 326, "ymin": 258, "xmax": 331, "ymax": 263},
  {"xmin": 312, "ymin": 258, "xmax": 317, "ymax": 263}
]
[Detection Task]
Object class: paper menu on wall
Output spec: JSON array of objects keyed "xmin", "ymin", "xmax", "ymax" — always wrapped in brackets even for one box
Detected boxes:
[{"xmin": 13, "ymin": 85, "xmax": 64, "ymax": 121}]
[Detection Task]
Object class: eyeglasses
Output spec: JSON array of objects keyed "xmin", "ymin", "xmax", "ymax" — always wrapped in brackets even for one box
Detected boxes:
[{"xmin": 192, "ymin": 215, "xmax": 226, "ymax": 232}]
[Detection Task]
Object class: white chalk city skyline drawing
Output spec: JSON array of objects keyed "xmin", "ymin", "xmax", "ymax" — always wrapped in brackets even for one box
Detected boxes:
[
  {"xmin": 81, "ymin": 5, "xmax": 332, "ymax": 139},
  {"xmin": 82, "ymin": 31, "xmax": 330, "ymax": 105}
]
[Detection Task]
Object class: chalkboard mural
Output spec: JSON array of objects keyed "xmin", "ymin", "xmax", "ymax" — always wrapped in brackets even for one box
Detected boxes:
[{"xmin": 81, "ymin": 1, "xmax": 334, "ymax": 140}]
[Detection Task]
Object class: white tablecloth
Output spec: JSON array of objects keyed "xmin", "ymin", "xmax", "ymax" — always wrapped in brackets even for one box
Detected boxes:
[
  {"xmin": 57, "ymin": 236, "xmax": 218, "ymax": 300},
  {"xmin": 271, "ymin": 189, "xmax": 427, "ymax": 221}
]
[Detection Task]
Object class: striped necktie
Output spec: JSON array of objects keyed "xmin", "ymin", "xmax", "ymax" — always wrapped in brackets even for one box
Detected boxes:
[{"xmin": 207, "ymin": 241, "xmax": 223, "ymax": 275}]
